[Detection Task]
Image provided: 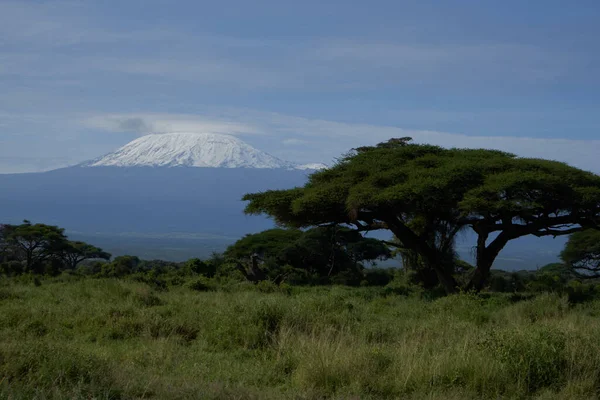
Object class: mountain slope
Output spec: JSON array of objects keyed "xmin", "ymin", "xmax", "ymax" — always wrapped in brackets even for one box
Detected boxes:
[
  {"xmin": 83, "ymin": 132, "xmax": 325, "ymax": 170},
  {"xmin": 0, "ymin": 166, "xmax": 311, "ymax": 236}
]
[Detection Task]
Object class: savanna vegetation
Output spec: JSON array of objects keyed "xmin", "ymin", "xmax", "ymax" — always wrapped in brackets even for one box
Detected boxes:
[{"xmin": 2, "ymin": 138, "xmax": 600, "ymax": 399}]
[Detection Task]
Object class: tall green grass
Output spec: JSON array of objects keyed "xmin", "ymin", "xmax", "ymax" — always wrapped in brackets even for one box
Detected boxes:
[{"xmin": 1, "ymin": 277, "xmax": 600, "ymax": 399}]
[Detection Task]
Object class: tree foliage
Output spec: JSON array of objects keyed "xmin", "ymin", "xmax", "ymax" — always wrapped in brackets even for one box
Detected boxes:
[
  {"xmin": 223, "ymin": 227, "xmax": 391, "ymax": 284},
  {"xmin": 100, "ymin": 255, "xmax": 140, "ymax": 277},
  {"xmin": 561, "ymin": 229, "xmax": 600, "ymax": 279},
  {"xmin": 61, "ymin": 241, "xmax": 111, "ymax": 269},
  {"xmin": 0, "ymin": 220, "xmax": 110, "ymax": 275},
  {"xmin": 185, "ymin": 258, "xmax": 216, "ymax": 277},
  {"xmin": 1, "ymin": 220, "xmax": 69, "ymax": 272},
  {"xmin": 244, "ymin": 138, "xmax": 600, "ymax": 293}
]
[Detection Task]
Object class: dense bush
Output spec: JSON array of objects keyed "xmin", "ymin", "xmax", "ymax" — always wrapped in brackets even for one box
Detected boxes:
[
  {"xmin": 186, "ymin": 276, "xmax": 215, "ymax": 292},
  {"xmin": 223, "ymin": 227, "xmax": 391, "ymax": 285}
]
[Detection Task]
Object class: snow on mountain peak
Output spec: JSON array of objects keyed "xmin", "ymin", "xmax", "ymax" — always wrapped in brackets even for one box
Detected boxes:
[
  {"xmin": 83, "ymin": 132, "xmax": 326, "ymax": 170},
  {"xmin": 295, "ymin": 163, "xmax": 328, "ymax": 170}
]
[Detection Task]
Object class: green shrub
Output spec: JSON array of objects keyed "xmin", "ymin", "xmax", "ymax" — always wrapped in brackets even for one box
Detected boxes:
[
  {"xmin": 565, "ymin": 280, "xmax": 599, "ymax": 304},
  {"xmin": 186, "ymin": 276, "xmax": 215, "ymax": 292},
  {"xmin": 185, "ymin": 258, "xmax": 216, "ymax": 277},
  {"xmin": 0, "ymin": 261, "xmax": 24, "ymax": 276},
  {"xmin": 363, "ymin": 268, "xmax": 395, "ymax": 286},
  {"xmin": 255, "ymin": 280, "xmax": 278, "ymax": 293}
]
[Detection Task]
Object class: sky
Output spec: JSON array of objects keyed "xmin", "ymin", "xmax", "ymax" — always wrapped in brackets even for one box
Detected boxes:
[{"xmin": 1, "ymin": 0, "xmax": 599, "ymax": 173}]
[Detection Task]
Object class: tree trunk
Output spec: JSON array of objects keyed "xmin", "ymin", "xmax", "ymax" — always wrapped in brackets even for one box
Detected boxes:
[
  {"xmin": 435, "ymin": 268, "xmax": 459, "ymax": 294},
  {"xmin": 422, "ymin": 252, "xmax": 458, "ymax": 294},
  {"xmin": 236, "ymin": 254, "xmax": 267, "ymax": 283},
  {"xmin": 465, "ymin": 231, "xmax": 510, "ymax": 292},
  {"xmin": 25, "ymin": 251, "xmax": 33, "ymax": 272},
  {"xmin": 464, "ymin": 258, "xmax": 493, "ymax": 292},
  {"xmin": 386, "ymin": 220, "xmax": 458, "ymax": 295}
]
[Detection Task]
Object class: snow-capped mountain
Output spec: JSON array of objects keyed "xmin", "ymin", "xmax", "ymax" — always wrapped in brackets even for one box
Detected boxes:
[
  {"xmin": 83, "ymin": 132, "xmax": 327, "ymax": 170},
  {"xmin": 0, "ymin": 132, "xmax": 335, "ymax": 260}
]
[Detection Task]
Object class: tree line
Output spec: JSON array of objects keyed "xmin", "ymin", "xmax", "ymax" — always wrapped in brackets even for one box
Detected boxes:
[
  {"xmin": 2, "ymin": 218, "xmax": 600, "ymax": 298},
  {"xmin": 0, "ymin": 221, "xmax": 393, "ymax": 287}
]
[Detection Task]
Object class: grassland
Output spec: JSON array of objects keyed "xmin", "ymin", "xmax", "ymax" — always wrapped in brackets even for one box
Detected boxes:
[{"xmin": 2, "ymin": 276, "xmax": 600, "ymax": 399}]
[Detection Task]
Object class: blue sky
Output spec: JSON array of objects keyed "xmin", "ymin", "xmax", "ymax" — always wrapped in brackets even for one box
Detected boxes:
[{"xmin": 1, "ymin": 0, "xmax": 599, "ymax": 173}]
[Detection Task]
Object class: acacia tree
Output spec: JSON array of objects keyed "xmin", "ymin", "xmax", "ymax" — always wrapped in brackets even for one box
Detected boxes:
[
  {"xmin": 560, "ymin": 229, "xmax": 600, "ymax": 279},
  {"xmin": 243, "ymin": 138, "xmax": 600, "ymax": 294},
  {"xmin": 61, "ymin": 241, "xmax": 111, "ymax": 270},
  {"xmin": 2, "ymin": 220, "xmax": 69, "ymax": 272}
]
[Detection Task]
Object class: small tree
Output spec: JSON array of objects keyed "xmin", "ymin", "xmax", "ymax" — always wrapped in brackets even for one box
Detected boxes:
[
  {"xmin": 61, "ymin": 241, "xmax": 111, "ymax": 270},
  {"xmin": 561, "ymin": 229, "xmax": 600, "ymax": 279},
  {"xmin": 2, "ymin": 220, "xmax": 69, "ymax": 272}
]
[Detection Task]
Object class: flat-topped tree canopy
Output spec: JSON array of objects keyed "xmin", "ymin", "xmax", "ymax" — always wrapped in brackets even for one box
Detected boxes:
[
  {"xmin": 460, "ymin": 158, "xmax": 600, "ymax": 229},
  {"xmin": 243, "ymin": 138, "xmax": 600, "ymax": 293},
  {"xmin": 61, "ymin": 241, "xmax": 111, "ymax": 270},
  {"xmin": 246, "ymin": 140, "xmax": 519, "ymax": 224}
]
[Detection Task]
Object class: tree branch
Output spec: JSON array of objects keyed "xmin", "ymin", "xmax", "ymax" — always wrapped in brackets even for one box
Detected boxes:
[{"xmin": 530, "ymin": 227, "xmax": 584, "ymax": 238}]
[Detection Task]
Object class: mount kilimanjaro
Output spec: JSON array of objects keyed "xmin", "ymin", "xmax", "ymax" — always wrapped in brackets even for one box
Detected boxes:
[
  {"xmin": 0, "ymin": 133, "xmax": 326, "ymax": 259},
  {"xmin": 82, "ymin": 132, "xmax": 326, "ymax": 170}
]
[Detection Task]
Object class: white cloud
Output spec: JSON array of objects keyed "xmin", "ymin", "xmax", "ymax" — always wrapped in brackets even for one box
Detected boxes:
[
  {"xmin": 2, "ymin": 109, "xmax": 599, "ymax": 174},
  {"xmin": 84, "ymin": 113, "xmax": 263, "ymax": 136}
]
